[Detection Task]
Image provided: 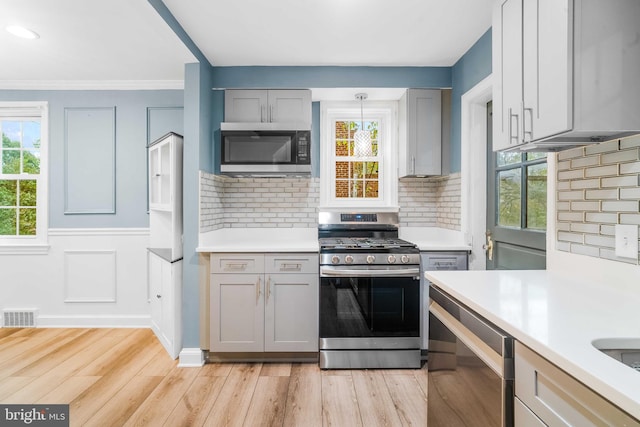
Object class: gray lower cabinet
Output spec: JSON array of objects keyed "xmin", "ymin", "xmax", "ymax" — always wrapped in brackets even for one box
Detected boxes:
[
  {"xmin": 515, "ymin": 341, "xmax": 640, "ymax": 426},
  {"xmin": 210, "ymin": 253, "xmax": 319, "ymax": 353}
]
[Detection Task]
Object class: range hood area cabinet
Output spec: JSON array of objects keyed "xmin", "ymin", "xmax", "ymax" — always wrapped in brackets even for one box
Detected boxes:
[
  {"xmin": 493, "ymin": 0, "xmax": 640, "ymax": 152},
  {"xmin": 398, "ymin": 89, "xmax": 443, "ymax": 177},
  {"xmin": 224, "ymin": 89, "xmax": 311, "ymax": 129}
]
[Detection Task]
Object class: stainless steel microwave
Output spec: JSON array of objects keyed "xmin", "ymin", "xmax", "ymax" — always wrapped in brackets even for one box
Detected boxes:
[{"xmin": 220, "ymin": 130, "xmax": 311, "ymax": 176}]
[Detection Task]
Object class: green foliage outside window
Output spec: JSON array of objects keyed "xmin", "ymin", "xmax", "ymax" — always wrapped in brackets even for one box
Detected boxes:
[
  {"xmin": 0, "ymin": 121, "xmax": 41, "ymax": 236},
  {"xmin": 496, "ymin": 152, "xmax": 547, "ymax": 230}
]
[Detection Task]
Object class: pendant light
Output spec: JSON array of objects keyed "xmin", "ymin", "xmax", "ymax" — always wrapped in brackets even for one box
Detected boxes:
[{"xmin": 353, "ymin": 93, "xmax": 372, "ymax": 157}]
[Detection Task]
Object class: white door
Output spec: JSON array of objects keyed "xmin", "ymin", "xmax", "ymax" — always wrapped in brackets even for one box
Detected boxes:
[
  {"xmin": 264, "ymin": 274, "xmax": 318, "ymax": 352},
  {"xmin": 210, "ymin": 274, "xmax": 264, "ymax": 352}
]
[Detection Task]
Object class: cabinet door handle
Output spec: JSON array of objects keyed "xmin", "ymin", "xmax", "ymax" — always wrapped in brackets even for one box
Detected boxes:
[
  {"xmin": 270, "ymin": 105, "xmax": 274, "ymax": 122},
  {"xmin": 261, "ymin": 105, "xmax": 265, "ymax": 122},
  {"xmin": 156, "ymin": 294, "xmax": 162, "ymax": 299},
  {"xmin": 411, "ymin": 156, "xmax": 416, "ymax": 174},
  {"xmin": 523, "ymin": 107, "xmax": 534, "ymax": 142},
  {"xmin": 266, "ymin": 276, "xmax": 271, "ymax": 301},
  {"xmin": 256, "ymin": 277, "xmax": 261, "ymax": 303},
  {"xmin": 508, "ymin": 108, "xmax": 519, "ymax": 144}
]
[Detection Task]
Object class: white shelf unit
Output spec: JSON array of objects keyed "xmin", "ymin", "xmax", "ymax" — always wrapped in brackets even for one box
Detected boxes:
[{"xmin": 147, "ymin": 132, "xmax": 183, "ymax": 359}]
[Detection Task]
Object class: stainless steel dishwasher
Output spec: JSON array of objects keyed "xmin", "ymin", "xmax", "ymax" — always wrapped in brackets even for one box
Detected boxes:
[
  {"xmin": 420, "ymin": 251, "xmax": 468, "ymax": 355},
  {"xmin": 428, "ymin": 285, "xmax": 514, "ymax": 426}
]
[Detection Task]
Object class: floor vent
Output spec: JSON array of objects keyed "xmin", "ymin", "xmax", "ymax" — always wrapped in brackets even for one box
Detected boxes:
[{"xmin": 3, "ymin": 310, "xmax": 37, "ymax": 327}]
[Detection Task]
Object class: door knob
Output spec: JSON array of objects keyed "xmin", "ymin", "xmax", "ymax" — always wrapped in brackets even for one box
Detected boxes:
[{"xmin": 483, "ymin": 233, "xmax": 494, "ymax": 261}]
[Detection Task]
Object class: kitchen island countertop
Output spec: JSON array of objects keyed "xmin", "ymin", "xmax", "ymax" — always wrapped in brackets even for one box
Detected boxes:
[{"xmin": 424, "ymin": 269, "xmax": 640, "ymax": 421}]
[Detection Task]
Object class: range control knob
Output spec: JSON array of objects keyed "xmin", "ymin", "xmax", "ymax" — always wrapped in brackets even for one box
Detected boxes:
[
  {"xmin": 401, "ymin": 255, "xmax": 410, "ymax": 264},
  {"xmin": 366, "ymin": 255, "xmax": 376, "ymax": 264},
  {"xmin": 331, "ymin": 255, "xmax": 340, "ymax": 264},
  {"xmin": 387, "ymin": 255, "xmax": 397, "ymax": 264},
  {"xmin": 345, "ymin": 255, "xmax": 354, "ymax": 264}
]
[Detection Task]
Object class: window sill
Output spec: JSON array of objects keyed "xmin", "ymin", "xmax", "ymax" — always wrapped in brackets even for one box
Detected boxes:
[{"xmin": 0, "ymin": 244, "xmax": 50, "ymax": 255}]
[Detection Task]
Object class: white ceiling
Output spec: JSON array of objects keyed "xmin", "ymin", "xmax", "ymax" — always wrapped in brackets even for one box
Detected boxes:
[{"xmin": 1, "ymin": 0, "xmax": 493, "ymax": 88}]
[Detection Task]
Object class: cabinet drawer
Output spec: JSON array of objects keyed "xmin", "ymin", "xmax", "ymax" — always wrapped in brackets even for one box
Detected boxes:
[
  {"xmin": 265, "ymin": 254, "xmax": 318, "ymax": 275},
  {"xmin": 211, "ymin": 254, "xmax": 264, "ymax": 274},
  {"xmin": 515, "ymin": 342, "xmax": 640, "ymax": 426}
]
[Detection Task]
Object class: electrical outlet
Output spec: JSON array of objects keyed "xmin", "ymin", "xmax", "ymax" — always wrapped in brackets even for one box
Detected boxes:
[{"xmin": 614, "ymin": 224, "xmax": 639, "ymax": 259}]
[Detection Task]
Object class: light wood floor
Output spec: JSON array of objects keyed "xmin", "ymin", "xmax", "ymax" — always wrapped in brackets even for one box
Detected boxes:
[{"xmin": 0, "ymin": 328, "xmax": 427, "ymax": 426}]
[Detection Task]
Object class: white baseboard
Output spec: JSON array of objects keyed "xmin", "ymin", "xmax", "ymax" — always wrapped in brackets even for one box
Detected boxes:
[
  {"xmin": 37, "ymin": 315, "xmax": 151, "ymax": 328},
  {"xmin": 178, "ymin": 348, "xmax": 205, "ymax": 367}
]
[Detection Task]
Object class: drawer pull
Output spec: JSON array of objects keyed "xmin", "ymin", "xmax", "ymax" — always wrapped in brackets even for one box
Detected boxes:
[
  {"xmin": 280, "ymin": 263, "xmax": 302, "ymax": 271},
  {"xmin": 224, "ymin": 262, "xmax": 248, "ymax": 271}
]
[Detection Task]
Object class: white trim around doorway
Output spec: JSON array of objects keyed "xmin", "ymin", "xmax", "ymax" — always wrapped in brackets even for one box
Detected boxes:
[{"xmin": 460, "ymin": 75, "xmax": 492, "ymax": 271}]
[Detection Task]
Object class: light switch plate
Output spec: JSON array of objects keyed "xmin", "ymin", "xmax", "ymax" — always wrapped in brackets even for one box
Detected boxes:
[{"xmin": 615, "ymin": 224, "xmax": 639, "ymax": 259}]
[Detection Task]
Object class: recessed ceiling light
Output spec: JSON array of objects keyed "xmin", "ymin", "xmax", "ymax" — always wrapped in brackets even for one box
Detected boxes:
[{"xmin": 6, "ymin": 25, "xmax": 40, "ymax": 40}]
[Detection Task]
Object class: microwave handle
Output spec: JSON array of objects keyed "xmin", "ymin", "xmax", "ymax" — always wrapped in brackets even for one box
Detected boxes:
[{"xmin": 261, "ymin": 106, "xmax": 265, "ymax": 123}]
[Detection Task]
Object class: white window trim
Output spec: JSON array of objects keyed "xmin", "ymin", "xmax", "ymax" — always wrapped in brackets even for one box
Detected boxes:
[
  {"xmin": 319, "ymin": 101, "xmax": 398, "ymax": 210},
  {"xmin": 0, "ymin": 101, "xmax": 49, "ymax": 254}
]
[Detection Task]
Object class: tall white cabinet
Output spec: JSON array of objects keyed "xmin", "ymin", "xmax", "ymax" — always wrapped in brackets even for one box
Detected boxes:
[
  {"xmin": 493, "ymin": 0, "xmax": 640, "ymax": 151},
  {"xmin": 147, "ymin": 132, "xmax": 183, "ymax": 359}
]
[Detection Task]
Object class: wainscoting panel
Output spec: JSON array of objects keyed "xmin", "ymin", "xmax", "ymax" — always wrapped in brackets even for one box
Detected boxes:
[{"xmin": 64, "ymin": 250, "xmax": 117, "ymax": 303}]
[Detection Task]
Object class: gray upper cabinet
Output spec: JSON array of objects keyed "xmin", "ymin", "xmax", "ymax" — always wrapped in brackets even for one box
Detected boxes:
[
  {"xmin": 224, "ymin": 89, "xmax": 311, "ymax": 127},
  {"xmin": 493, "ymin": 0, "xmax": 640, "ymax": 152},
  {"xmin": 398, "ymin": 89, "xmax": 442, "ymax": 177}
]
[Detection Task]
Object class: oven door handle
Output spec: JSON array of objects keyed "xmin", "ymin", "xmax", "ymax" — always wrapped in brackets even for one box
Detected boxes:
[
  {"xmin": 430, "ymin": 300, "xmax": 504, "ymax": 377},
  {"xmin": 320, "ymin": 266, "xmax": 419, "ymax": 277}
]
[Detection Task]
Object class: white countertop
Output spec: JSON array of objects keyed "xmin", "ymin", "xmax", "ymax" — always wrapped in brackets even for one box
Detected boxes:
[
  {"xmin": 424, "ymin": 269, "xmax": 640, "ymax": 420},
  {"xmin": 198, "ymin": 226, "xmax": 468, "ymax": 253},
  {"xmin": 399, "ymin": 227, "xmax": 471, "ymax": 251},
  {"xmin": 197, "ymin": 228, "xmax": 319, "ymax": 252}
]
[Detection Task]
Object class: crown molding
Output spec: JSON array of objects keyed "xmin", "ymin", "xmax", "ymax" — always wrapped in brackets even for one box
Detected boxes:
[{"xmin": 0, "ymin": 80, "xmax": 184, "ymax": 90}]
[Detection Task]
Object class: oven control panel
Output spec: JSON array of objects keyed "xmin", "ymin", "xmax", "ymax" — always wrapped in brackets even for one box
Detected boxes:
[{"xmin": 321, "ymin": 252, "xmax": 420, "ymax": 266}]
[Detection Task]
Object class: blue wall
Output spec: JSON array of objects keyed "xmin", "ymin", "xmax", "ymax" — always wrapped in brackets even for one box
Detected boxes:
[
  {"xmin": 450, "ymin": 29, "xmax": 492, "ymax": 172},
  {"xmin": 212, "ymin": 66, "xmax": 451, "ymax": 89},
  {"xmin": 0, "ymin": 90, "xmax": 183, "ymax": 228},
  {"xmin": 182, "ymin": 63, "xmax": 214, "ymax": 349}
]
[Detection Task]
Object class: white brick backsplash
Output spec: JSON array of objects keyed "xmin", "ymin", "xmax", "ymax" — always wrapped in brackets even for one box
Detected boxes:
[
  {"xmin": 570, "ymin": 179, "xmax": 600, "ymax": 189},
  {"xmin": 620, "ymin": 187, "xmax": 640, "ymax": 199},
  {"xmin": 585, "ymin": 139, "xmax": 619, "ymax": 155},
  {"xmin": 620, "ymin": 214, "xmax": 640, "ymax": 225},
  {"xmin": 570, "ymin": 223, "xmax": 600, "ymax": 233},
  {"xmin": 200, "ymin": 172, "xmax": 462, "ymax": 232},
  {"xmin": 601, "ymin": 175, "xmax": 639, "ymax": 187},
  {"xmin": 601, "ymin": 148, "xmax": 639, "ymax": 164},
  {"xmin": 584, "ymin": 234, "xmax": 615, "ymax": 248},
  {"xmin": 584, "ymin": 212, "xmax": 618, "ymax": 223},
  {"xmin": 620, "ymin": 134, "xmax": 640, "ymax": 149},
  {"xmin": 571, "ymin": 156, "xmax": 600, "ymax": 169},
  {"xmin": 570, "ymin": 201, "xmax": 600, "ymax": 211},
  {"xmin": 558, "ymin": 231, "xmax": 584, "ymax": 243},
  {"xmin": 584, "ymin": 189, "xmax": 618, "ymax": 200},
  {"xmin": 557, "ymin": 146, "xmax": 585, "ymax": 160},
  {"xmin": 557, "ymin": 190, "xmax": 584, "ymax": 201},
  {"xmin": 620, "ymin": 162, "xmax": 640, "ymax": 174},
  {"xmin": 558, "ymin": 169, "xmax": 584, "ymax": 180},
  {"xmin": 555, "ymin": 135, "xmax": 639, "ymax": 263},
  {"xmin": 584, "ymin": 164, "xmax": 618, "ymax": 178},
  {"xmin": 601, "ymin": 200, "xmax": 639, "ymax": 212}
]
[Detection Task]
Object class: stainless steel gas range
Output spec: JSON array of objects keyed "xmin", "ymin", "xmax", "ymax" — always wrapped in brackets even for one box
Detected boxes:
[{"xmin": 318, "ymin": 211, "xmax": 421, "ymax": 369}]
